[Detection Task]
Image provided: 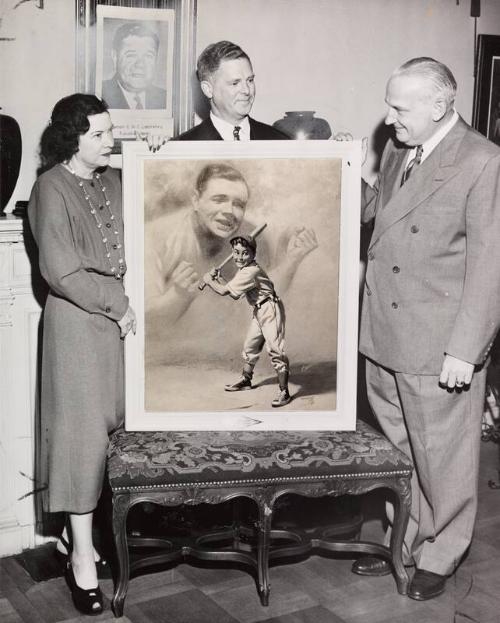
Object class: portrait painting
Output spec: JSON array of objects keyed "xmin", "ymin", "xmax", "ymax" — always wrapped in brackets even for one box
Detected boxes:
[
  {"xmin": 473, "ymin": 34, "xmax": 500, "ymax": 145},
  {"xmin": 487, "ymin": 56, "xmax": 500, "ymax": 145},
  {"xmin": 95, "ymin": 5, "xmax": 175, "ymax": 150},
  {"xmin": 122, "ymin": 140, "xmax": 361, "ymax": 431}
]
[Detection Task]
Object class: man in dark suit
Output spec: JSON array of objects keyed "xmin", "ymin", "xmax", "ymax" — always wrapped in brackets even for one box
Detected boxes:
[
  {"xmin": 353, "ymin": 58, "xmax": 500, "ymax": 600},
  {"xmin": 176, "ymin": 40, "xmax": 287, "ymax": 141},
  {"xmin": 102, "ymin": 22, "xmax": 167, "ymax": 110}
]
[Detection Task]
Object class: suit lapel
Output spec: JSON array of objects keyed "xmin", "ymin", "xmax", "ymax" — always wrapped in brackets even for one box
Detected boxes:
[
  {"xmin": 379, "ymin": 147, "xmax": 407, "ymax": 208},
  {"xmin": 249, "ymin": 117, "xmax": 258, "ymax": 140},
  {"xmin": 204, "ymin": 118, "xmax": 223, "ymax": 140},
  {"xmin": 369, "ymin": 118, "xmax": 467, "ymax": 248},
  {"xmin": 110, "ymin": 78, "xmax": 129, "ymax": 109}
]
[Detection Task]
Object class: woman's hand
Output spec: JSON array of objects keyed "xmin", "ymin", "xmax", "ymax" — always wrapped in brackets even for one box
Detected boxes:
[
  {"xmin": 117, "ymin": 305, "xmax": 137, "ymax": 338},
  {"xmin": 135, "ymin": 130, "xmax": 168, "ymax": 153}
]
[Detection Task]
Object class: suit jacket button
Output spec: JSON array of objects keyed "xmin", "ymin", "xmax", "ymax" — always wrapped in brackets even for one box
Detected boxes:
[
  {"xmin": 391, "ymin": 302, "xmax": 399, "ymax": 309},
  {"xmin": 392, "ymin": 266, "xmax": 400, "ymax": 273},
  {"xmin": 411, "ymin": 225, "xmax": 419, "ymax": 233},
  {"xmin": 105, "ymin": 306, "xmax": 111, "ymax": 313},
  {"xmin": 368, "ymin": 251, "xmax": 375, "ymax": 261}
]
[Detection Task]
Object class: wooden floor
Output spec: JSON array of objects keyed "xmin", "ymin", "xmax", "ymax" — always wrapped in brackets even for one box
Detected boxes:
[{"xmin": 1, "ymin": 441, "xmax": 499, "ymax": 623}]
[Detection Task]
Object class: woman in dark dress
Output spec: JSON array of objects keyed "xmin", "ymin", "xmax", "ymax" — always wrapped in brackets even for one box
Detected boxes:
[{"xmin": 28, "ymin": 94, "xmax": 136, "ymax": 615}]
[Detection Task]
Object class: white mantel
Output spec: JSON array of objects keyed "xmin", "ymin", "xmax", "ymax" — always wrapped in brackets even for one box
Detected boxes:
[{"xmin": 0, "ymin": 215, "xmax": 45, "ymax": 556}]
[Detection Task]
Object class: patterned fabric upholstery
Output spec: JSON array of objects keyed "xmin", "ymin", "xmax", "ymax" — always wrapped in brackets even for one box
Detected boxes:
[{"xmin": 108, "ymin": 421, "xmax": 412, "ymax": 491}]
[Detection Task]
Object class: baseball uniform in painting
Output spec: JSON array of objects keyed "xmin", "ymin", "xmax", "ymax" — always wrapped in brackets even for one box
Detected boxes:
[{"xmin": 226, "ymin": 262, "xmax": 288, "ymax": 373}]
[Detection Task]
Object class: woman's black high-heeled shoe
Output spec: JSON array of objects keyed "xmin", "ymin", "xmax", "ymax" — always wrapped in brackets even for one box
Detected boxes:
[
  {"xmin": 54, "ymin": 535, "xmax": 71, "ymax": 568},
  {"xmin": 55, "ymin": 536, "xmax": 111, "ymax": 579},
  {"xmin": 65, "ymin": 563, "xmax": 104, "ymax": 616}
]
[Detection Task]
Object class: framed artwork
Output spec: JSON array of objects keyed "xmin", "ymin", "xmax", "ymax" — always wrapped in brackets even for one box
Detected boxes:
[
  {"xmin": 76, "ymin": 0, "xmax": 196, "ymax": 154},
  {"xmin": 472, "ymin": 34, "xmax": 500, "ymax": 146},
  {"xmin": 122, "ymin": 140, "xmax": 362, "ymax": 431}
]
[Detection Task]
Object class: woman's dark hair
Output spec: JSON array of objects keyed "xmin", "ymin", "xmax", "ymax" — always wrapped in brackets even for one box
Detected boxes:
[{"xmin": 40, "ymin": 93, "xmax": 108, "ymax": 172}]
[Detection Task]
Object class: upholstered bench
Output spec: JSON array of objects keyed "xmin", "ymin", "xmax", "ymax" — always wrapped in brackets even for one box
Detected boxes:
[{"xmin": 107, "ymin": 420, "xmax": 412, "ymax": 617}]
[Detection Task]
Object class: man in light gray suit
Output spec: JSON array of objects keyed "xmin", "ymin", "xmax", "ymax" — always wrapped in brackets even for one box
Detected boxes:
[{"xmin": 353, "ymin": 58, "xmax": 500, "ymax": 600}]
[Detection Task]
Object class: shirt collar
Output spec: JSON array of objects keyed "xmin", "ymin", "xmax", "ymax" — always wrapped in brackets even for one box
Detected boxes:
[
  {"xmin": 210, "ymin": 112, "xmax": 251, "ymax": 141},
  {"xmin": 119, "ymin": 83, "xmax": 146, "ymax": 109},
  {"xmin": 406, "ymin": 109, "xmax": 459, "ymax": 164},
  {"xmin": 421, "ymin": 109, "xmax": 459, "ymax": 161}
]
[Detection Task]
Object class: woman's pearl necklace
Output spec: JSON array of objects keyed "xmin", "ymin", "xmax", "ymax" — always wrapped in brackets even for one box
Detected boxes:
[{"xmin": 64, "ymin": 162, "xmax": 125, "ymax": 280}]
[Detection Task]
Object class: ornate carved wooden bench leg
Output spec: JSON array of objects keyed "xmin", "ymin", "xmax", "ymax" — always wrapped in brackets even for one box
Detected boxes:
[
  {"xmin": 112, "ymin": 492, "xmax": 132, "ymax": 618},
  {"xmin": 256, "ymin": 496, "xmax": 273, "ymax": 606},
  {"xmin": 232, "ymin": 498, "xmax": 243, "ymax": 550},
  {"xmin": 390, "ymin": 477, "xmax": 411, "ymax": 595}
]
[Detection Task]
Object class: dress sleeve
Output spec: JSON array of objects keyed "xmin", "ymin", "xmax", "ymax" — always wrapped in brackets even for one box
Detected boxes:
[{"xmin": 28, "ymin": 174, "xmax": 129, "ymax": 321}]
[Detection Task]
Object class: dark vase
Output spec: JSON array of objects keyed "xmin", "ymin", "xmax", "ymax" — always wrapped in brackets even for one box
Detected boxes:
[
  {"xmin": 0, "ymin": 111, "xmax": 22, "ymax": 217},
  {"xmin": 273, "ymin": 111, "xmax": 332, "ymax": 140}
]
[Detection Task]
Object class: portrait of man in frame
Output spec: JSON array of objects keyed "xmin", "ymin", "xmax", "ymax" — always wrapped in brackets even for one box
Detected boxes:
[
  {"xmin": 95, "ymin": 5, "xmax": 175, "ymax": 148},
  {"xmin": 487, "ymin": 57, "xmax": 500, "ymax": 145},
  {"xmin": 101, "ymin": 19, "xmax": 169, "ymax": 111}
]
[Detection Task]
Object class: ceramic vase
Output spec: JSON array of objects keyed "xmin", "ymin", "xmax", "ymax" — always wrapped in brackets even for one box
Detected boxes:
[
  {"xmin": 273, "ymin": 111, "xmax": 332, "ymax": 140},
  {"xmin": 0, "ymin": 111, "xmax": 22, "ymax": 216}
]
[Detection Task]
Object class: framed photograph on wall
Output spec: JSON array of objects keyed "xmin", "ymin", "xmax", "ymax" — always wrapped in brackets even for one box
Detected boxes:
[
  {"xmin": 122, "ymin": 140, "xmax": 362, "ymax": 431},
  {"xmin": 76, "ymin": 0, "xmax": 196, "ymax": 155},
  {"xmin": 472, "ymin": 34, "xmax": 500, "ymax": 145},
  {"xmin": 95, "ymin": 6, "xmax": 175, "ymax": 146}
]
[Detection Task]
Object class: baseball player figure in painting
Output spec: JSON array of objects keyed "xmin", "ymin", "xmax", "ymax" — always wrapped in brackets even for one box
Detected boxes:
[{"xmin": 202, "ymin": 235, "xmax": 291, "ymax": 408}]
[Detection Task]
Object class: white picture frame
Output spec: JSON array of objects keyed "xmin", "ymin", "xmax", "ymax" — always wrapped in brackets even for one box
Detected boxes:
[{"xmin": 122, "ymin": 140, "xmax": 361, "ymax": 431}]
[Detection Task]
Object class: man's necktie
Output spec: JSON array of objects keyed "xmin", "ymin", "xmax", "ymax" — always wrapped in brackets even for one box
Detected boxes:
[
  {"xmin": 233, "ymin": 126, "xmax": 241, "ymax": 141},
  {"xmin": 134, "ymin": 95, "xmax": 144, "ymax": 110},
  {"xmin": 401, "ymin": 144, "xmax": 423, "ymax": 186}
]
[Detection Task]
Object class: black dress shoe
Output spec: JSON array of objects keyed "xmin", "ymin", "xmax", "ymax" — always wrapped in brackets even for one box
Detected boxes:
[
  {"xmin": 408, "ymin": 568, "xmax": 446, "ymax": 601},
  {"xmin": 65, "ymin": 563, "xmax": 104, "ymax": 616},
  {"xmin": 351, "ymin": 556, "xmax": 392, "ymax": 576}
]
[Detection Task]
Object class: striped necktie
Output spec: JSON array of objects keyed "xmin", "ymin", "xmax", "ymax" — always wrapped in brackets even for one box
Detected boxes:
[
  {"xmin": 233, "ymin": 126, "xmax": 241, "ymax": 141},
  {"xmin": 134, "ymin": 94, "xmax": 144, "ymax": 110},
  {"xmin": 401, "ymin": 145, "xmax": 423, "ymax": 186}
]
